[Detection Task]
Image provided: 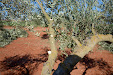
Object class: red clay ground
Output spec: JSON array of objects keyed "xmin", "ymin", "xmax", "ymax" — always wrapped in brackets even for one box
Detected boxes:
[{"xmin": 0, "ymin": 26, "xmax": 113, "ymax": 75}]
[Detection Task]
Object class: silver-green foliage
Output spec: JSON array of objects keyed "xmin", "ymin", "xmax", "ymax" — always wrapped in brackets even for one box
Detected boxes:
[
  {"xmin": 1, "ymin": 0, "xmax": 113, "ymax": 53},
  {"xmin": 42, "ymin": 0, "xmax": 113, "ymax": 53},
  {"xmin": 0, "ymin": 28, "xmax": 28, "ymax": 47},
  {"xmin": 1, "ymin": 0, "xmax": 45, "ymax": 27},
  {"xmin": 98, "ymin": 42, "xmax": 113, "ymax": 53},
  {"xmin": 97, "ymin": 0, "xmax": 113, "ymax": 53},
  {"xmin": 45, "ymin": 0, "xmax": 99, "ymax": 50}
]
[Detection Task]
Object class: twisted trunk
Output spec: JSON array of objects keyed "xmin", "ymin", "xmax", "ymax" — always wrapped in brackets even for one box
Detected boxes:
[{"xmin": 53, "ymin": 34, "xmax": 113, "ymax": 75}]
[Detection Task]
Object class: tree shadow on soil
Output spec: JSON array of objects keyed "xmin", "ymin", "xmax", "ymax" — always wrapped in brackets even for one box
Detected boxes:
[
  {"xmin": 41, "ymin": 34, "xmax": 49, "ymax": 39},
  {"xmin": 80, "ymin": 55, "xmax": 113, "ymax": 75},
  {"xmin": 0, "ymin": 50, "xmax": 48, "ymax": 75}
]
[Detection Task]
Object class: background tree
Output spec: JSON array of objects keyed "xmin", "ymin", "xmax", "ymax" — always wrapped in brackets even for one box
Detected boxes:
[
  {"xmin": 98, "ymin": 0, "xmax": 113, "ymax": 24},
  {"xmin": 0, "ymin": 0, "xmax": 46, "ymax": 27}
]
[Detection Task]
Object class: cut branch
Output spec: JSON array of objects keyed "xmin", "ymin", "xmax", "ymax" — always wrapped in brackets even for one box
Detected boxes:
[
  {"xmin": 36, "ymin": 0, "xmax": 58, "ymax": 75},
  {"xmin": 53, "ymin": 34, "xmax": 113, "ymax": 75}
]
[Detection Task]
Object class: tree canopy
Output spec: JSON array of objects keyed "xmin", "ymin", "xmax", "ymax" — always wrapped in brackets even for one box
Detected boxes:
[{"xmin": 0, "ymin": 0, "xmax": 113, "ymax": 75}]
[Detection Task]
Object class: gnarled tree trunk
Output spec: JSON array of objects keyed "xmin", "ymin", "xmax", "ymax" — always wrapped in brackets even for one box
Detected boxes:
[{"xmin": 53, "ymin": 34, "xmax": 113, "ymax": 75}]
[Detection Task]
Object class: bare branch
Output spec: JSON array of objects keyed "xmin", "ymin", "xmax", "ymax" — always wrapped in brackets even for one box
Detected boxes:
[
  {"xmin": 73, "ymin": 34, "xmax": 113, "ymax": 58},
  {"xmin": 36, "ymin": 0, "xmax": 58, "ymax": 75},
  {"xmin": 36, "ymin": 0, "xmax": 53, "ymax": 23}
]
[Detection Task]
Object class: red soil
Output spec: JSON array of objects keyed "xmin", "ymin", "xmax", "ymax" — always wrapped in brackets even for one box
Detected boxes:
[{"xmin": 0, "ymin": 26, "xmax": 113, "ymax": 75}]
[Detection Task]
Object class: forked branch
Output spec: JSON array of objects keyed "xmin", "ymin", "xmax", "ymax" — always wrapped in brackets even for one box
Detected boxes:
[{"xmin": 53, "ymin": 34, "xmax": 113, "ymax": 75}]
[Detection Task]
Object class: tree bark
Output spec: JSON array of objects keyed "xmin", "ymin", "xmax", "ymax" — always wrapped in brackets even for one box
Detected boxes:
[
  {"xmin": 36, "ymin": 0, "xmax": 58, "ymax": 75},
  {"xmin": 53, "ymin": 34, "xmax": 113, "ymax": 75},
  {"xmin": 53, "ymin": 55, "xmax": 81, "ymax": 75}
]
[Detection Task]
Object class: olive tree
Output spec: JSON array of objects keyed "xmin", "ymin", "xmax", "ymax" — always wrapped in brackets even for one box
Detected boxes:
[
  {"xmin": 36, "ymin": 0, "xmax": 113, "ymax": 75},
  {"xmin": 0, "ymin": 0, "xmax": 44, "ymax": 27},
  {"xmin": 0, "ymin": 0, "xmax": 112, "ymax": 75}
]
